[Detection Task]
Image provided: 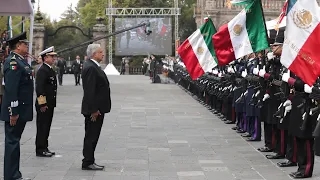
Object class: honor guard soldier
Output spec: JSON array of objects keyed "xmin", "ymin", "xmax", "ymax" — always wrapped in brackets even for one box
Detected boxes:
[
  {"xmin": 1, "ymin": 32, "xmax": 33, "ymax": 180},
  {"xmin": 35, "ymin": 46, "xmax": 58, "ymax": 157}
]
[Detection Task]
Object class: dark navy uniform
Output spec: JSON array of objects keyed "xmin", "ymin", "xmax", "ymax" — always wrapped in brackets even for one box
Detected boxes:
[
  {"xmin": 1, "ymin": 32, "xmax": 34, "ymax": 180},
  {"xmin": 35, "ymin": 46, "xmax": 58, "ymax": 157}
]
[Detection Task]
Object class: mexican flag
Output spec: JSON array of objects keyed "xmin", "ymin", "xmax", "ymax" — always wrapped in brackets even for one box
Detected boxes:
[
  {"xmin": 212, "ymin": 0, "xmax": 269, "ymax": 65},
  {"xmin": 178, "ymin": 18, "xmax": 218, "ymax": 80},
  {"xmin": 280, "ymin": 0, "xmax": 320, "ymax": 86}
]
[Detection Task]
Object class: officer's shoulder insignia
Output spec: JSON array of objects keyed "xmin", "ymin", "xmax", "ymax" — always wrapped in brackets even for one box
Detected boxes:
[{"xmin": 10, "ymin": 61, "xmax": 17, "ymax": 65}]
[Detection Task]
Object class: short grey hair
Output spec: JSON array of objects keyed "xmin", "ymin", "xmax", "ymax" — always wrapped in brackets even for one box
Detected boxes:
[{"xmin": 86, "ymin": 44, "xmax": 101, "ymax": 58}]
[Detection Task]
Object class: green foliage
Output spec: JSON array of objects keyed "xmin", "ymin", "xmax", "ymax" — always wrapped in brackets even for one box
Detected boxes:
[
  {"xmin": 130, "ymin": 57, "xmax": 143, "ymax": 66},
  {"xmin": 179, "ymin": 0, "xmax": 197, "ymax": 41}
]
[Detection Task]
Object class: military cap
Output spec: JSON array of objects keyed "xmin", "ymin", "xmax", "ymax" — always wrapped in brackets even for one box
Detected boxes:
[
  {"xmin": 39, "ymin": 46, "xmax": 57, "ymax": 58},
  {"xmin": 6, "ymin": 31, "xmax": 29, "ymax": 49}
]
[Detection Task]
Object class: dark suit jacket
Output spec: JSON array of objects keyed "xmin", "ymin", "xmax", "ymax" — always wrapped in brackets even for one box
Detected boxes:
[
  {"xmin": 57, "ymin": 59, "xmax": 67, "ymax": 72},
  {"xmin": 72, "ymin": 60, "xmax": 83, "ymax": 73},
  {"xmin": 81, "ymin": 59, "xmax": 111, "ymax": 115},
  {"xmin": 35, "ymin": 63, "xmax": 58, "ymax": 108}
]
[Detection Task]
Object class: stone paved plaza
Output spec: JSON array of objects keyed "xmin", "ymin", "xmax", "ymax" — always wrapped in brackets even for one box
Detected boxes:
[{"xmin": 0, "ymin": 74, "xmax": 320, "ymax": 180}]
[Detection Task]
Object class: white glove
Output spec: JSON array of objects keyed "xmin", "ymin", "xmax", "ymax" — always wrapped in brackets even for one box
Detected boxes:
[
  {"xmin": 241, "ymin": 69, "xmax": 247, "ymax": 78},
  {"xmin": 284, "ymin": 103, "xmax": 292, "ymax": 117},
  {"xmin": 253, "ymin": 67, "xmax": 259, "ymax": 75},
  {"xmin": 304, "ymin": 84, "xmax": 313, "ymax": 93},
  {"xmin": 283, "ymin": 99, "xmax": 292, "ymax": 107},
  {"xmin": 213, "ymin": 70, "xmax": 218, "ymax": 74},
  {"xmin": 302, "ymin": 112, "xmax": 306, "ymax": 121},
  {"xmin": 282, "ymin": 72, "xmax": 290, "ymax": 82},
  {"xmin": 267, "ymin": 52, "xmax": 274, "ymax": 60},
  {"xmin": 232, "ymin": 87, "xmax": 237, "ymax": 91},
  {"xmin": 218, "ymin": 72, "xmax": 222, "ymax": 77},
  {"xmin": 227, "ymin": 67, "xmax": 232, "ymax": 73},
  {"xmin": 244, "ymin": 90, "xmax": 248, "ymax": 96},
  {"xmin": 258, "ymin": 66, "xmax": 266, "ymax": 78},
  {"xmin": 254, "ymin": 90, "xmax": 260, "ymax": 97},
  {"xmin": 263, "ymin": 94, "xmax": 270, "ymax": 101}
]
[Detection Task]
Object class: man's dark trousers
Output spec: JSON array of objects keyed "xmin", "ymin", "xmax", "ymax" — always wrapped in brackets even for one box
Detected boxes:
[
  {"xmin": 58, "ymin": 70, "xmax": 64, "ymax": 85},
  {"xmin": 4, "ymin": 121, "xmax": 26, "ymax": 180},
  {"xmin": 82, "ymin": 114, "xmax": 104, "ymax": 167},
  {"xmin": 74, "ymin": 72, "xmax": 81, "ymax": 85},
  {"xmin": 35, "ymin": 107, "xmax": 54, "ymax": 153}
]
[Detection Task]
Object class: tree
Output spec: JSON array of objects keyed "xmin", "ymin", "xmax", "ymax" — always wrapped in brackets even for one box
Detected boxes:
[{"xmin": 179, "ymin": 0, "xmax": 197, "ymax": 41}]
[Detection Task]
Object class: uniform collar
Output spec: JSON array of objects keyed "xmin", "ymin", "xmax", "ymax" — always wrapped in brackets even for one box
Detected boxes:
[
  {"xmin": 44, "ymin": 62, "xmax": 52, "ymax": 69},
  {"xmin": 12, "ymin": 52, "xmax": 24, "ymax": 60}
]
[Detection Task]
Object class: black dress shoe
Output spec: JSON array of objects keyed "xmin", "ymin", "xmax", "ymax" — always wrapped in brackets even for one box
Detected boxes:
[
  {"xmin": 82, "ymin": 164, "xmax": 104, "ymax": 170},
  {"xmin": 246, "ymin": 137, "xmax": 261, "ymax": 141},
  {"xmin": 231, "ymin": 126, "xmax": 239, "ymax": 130},
  {"xmin": 290, "ymin": 171, "xmax": 311, "ymax": 179},
  {"xmin": 241, "ymin": 133, "xmax": 251, "ymax": 137},
  {"xmin": 225, "ymin": 120, "xmax": 235, "ymax": 124},
  {"xmin": 257, "ymin": 147, "xmax": 273, "ymax": 152},
  {"xmin": 289, "ymin": 171, "xmax": 298, "ymax": 177},
  {"xmin": 266, "ymin": 154, "xmax": 285, "ymax": 159},
  {"xmin": 36, "ymin": 151, "xmax": 53, "ymax": 157},
  {"xmin": 46, "ymin": 149, "xmax": 55, "ymax": 155},
  {"xmin": 277, "ymin": 161, "xmax": 297, "ymax": 167},
  {"xmin": 94, "ymin": 163, "xmax": 105, "ymax": 168},
  {"xmin": 236, "ymin": 130, "xmax": 246, "ymax": 133}
]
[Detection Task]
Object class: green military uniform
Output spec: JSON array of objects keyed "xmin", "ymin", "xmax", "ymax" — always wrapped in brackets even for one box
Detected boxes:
[{"xmin": 1, "ymin": 32, "xmax": 33, "ymax": 180}]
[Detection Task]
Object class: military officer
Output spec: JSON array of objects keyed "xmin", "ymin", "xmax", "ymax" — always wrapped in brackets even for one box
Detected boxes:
[
  {"xmin": 35, "ymin": 46, "xmax": 58, "ymax": 157},
  {"xmin": 1, "ymin": 32, "xmax": 33, "ymax": 180}
]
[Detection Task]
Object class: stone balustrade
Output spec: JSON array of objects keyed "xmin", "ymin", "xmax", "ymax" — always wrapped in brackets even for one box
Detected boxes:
[{"xmin": 195, "ymin": 0, "xmax": 286, "ymax": 14}]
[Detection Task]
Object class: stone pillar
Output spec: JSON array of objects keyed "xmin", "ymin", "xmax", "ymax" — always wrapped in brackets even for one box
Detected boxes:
[
  {"xmin": 93, "ymin": 23, "xmax": 107, "ymax": 67},
  {"xmin": 125, "ymin": 59, "xmax": 130, "ymax": 75},
  {"xmin": 32, "ymin": 23, "xmax": 45, "ymax": 57}
]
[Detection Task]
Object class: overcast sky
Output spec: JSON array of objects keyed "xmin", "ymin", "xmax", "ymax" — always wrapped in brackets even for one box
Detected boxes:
[{"xmin": 36, "ymin": 0, "xmax": 79, "ymax": 21}]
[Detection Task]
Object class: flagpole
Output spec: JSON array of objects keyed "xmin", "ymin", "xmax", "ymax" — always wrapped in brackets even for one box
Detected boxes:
[
  {"xmin": 21, "ymin": 17, "xmax": 25, "ymax": 33},
  {"xmin": 258, "ymin": 0, "xmax": 269, "ymax": 67}
]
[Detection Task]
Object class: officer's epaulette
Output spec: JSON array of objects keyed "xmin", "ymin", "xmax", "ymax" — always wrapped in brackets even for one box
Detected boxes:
[{"xmin": 11, "ymin": 55, "xmax": 16, "ymax": 60}]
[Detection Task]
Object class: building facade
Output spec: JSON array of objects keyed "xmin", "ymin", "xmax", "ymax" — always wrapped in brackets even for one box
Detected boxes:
[{"xmin": 194, "ymin": 0, "xmax": 286, "ymax": 28}]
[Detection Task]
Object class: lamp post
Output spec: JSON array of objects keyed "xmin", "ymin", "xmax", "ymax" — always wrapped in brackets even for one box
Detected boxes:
[{"xmin": 31, "ymin": 0, "xmax": 36, "ymax": 10}]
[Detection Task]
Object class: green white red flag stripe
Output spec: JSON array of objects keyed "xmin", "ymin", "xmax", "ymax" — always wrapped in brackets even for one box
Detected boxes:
[
  {"xmin": 178, "ymin": 18, "xmax": 217, "ymax": 80},
  {"xmin": 280, "ymin": 0, "xmax": 320, "ymax": 86},
  {"xmin": 212, "ymin": 0, "xmax": 269, "ymax": 65}
]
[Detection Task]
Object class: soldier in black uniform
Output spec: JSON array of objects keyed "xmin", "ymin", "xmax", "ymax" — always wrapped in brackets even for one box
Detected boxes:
[
  {"xmin": 282, "ymin": 76, "xmax": 317, "ymax": 178},
  {"xmin": 72, "ymin": 55, "xmax": 83, "ymax": 86},
  {"xmin": 56, "ymin": 57, "xmax": 66, "ymax": 86},
  {"xmin": 1, "ymin": 32, "xmax": 33, "ymax": 180},
  {"xmin": 35, "ymin": 46, "xmax": 58, "ymax": 157}
]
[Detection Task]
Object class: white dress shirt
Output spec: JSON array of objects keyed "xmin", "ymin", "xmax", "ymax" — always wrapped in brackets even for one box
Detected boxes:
[{"xmin": 91, "ymin": 59, "xmax": 100, "ymax": 67}]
